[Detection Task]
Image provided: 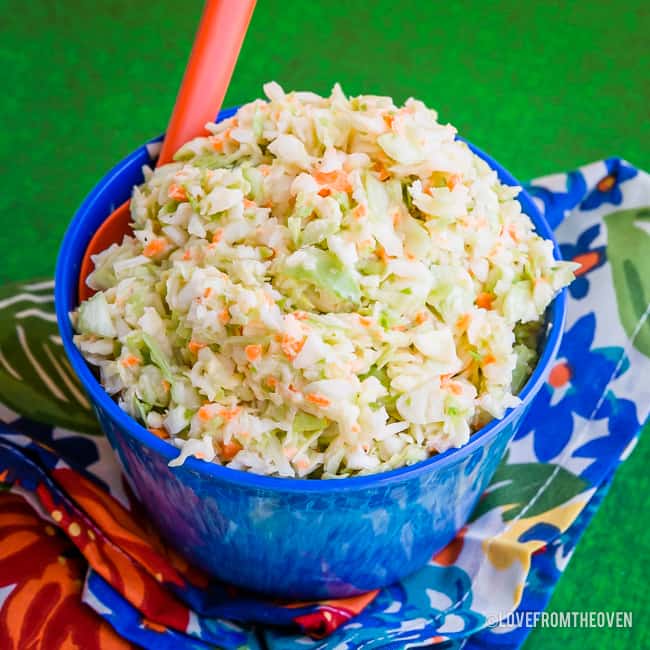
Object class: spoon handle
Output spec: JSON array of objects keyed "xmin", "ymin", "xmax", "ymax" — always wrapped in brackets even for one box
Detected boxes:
[{"xmin": 157, "ymin": 0, "xmax": 257, "ymax": 166}]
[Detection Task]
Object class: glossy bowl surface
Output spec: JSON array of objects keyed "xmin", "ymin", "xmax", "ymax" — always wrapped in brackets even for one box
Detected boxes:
[{"xmin": 55, "ymin": 107, "xmax": 566, "ymax": 598}]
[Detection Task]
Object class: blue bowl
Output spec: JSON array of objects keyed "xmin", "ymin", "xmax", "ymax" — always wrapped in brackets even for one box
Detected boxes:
[{"xmin": 55, "ymin": 108, "xmax": 566, "ymax": 599}]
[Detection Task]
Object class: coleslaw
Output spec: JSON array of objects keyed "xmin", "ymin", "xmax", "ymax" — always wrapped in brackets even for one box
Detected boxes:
[{"xmin": 72, "ymin": 83, "xmax": 576, "ymax": 478}]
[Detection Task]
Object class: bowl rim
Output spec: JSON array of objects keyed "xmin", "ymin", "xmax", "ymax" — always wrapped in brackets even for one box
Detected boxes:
[{"xmin": 55, "ymin": 107, "xmax": 567, "ymax": 494}]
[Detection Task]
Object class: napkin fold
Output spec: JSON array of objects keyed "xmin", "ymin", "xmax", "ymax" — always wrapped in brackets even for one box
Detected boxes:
[{"xmin": 0, "ymin": 158, "xmax": 648, "ymax": 650}]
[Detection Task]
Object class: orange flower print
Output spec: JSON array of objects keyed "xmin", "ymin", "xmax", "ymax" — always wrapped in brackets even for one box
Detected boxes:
[
  {"xmin": 35, "ymin": 470, "xmax": 192, "ymax": 631},
  {"xmin": 0, "ymin": 492, "xmax": 133, "ymax": 650}
]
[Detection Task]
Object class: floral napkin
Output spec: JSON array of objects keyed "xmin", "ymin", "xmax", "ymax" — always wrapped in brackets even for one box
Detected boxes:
[{"xmin": 0, "ymin": 158, "xmax": 648, "ymax": 649}]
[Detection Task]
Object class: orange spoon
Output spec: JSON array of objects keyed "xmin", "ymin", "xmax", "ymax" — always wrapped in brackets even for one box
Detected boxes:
[{"xmin": 78, "ymin": 0, "xmax": 256, "ymax": 302}]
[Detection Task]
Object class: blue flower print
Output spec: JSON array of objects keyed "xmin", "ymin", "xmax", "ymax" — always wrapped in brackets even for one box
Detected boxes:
[
  {"xmin": 571, "ymin": 396, "xmax": 640, "ymax": 485},
  {"xmin": 559, "ymin": 224, "xmax": 607, "ymax": 299},
  {"xmin": 525, "ymin": 170, "xmax": 587, "ymax": 230},
  {"xmin": 581, "ymin": 158, "xmax": 638, "ymax": 210},
  {"xmin": 515, "ymin": 313, "xmax": 629, "ymax": 464}
]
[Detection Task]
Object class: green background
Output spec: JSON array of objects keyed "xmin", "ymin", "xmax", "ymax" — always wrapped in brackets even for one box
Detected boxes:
[{"xmin": 1, "ymin": 1, "xmax": 648, "ymax": 647}]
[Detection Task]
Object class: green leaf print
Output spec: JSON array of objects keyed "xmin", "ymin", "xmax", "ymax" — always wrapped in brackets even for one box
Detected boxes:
[
  {"xmin": 0, "ymin": 279, "xmax": 100, "ymax": 433},
  {"xmin": 470, "ymin": 452, "xmax": 588, "ymax": 522},
  {"xmin": 605, "ymin": 206, "xmax": 650, "ymax": 358}
]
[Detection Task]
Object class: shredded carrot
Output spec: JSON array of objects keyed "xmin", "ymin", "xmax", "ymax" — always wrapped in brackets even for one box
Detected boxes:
[
  {"xmin": 373, "ymin": 163, "xmax": 390, "ymax": 181},
  {"xmin": 183, "ymin": 250, "xmax": 192, "ymax": 261},
  {"xmin": 376, "ymin": 245, "xmax": 389, "ymax": 263},
  {"xmin": 456, "ymin": 314, "xmax": 471, "ymax": 330},
  {"xmin": 295, "ymin": 458, "xmax": 310, "ymax": 471},
  {"xmin": 211, "ymin": 229, "xmax": 223, "ymax": 244},
  {"xmin": 440, "ymin": 375, "xmax": 462, "ymax": 395},
  {"xmin": 221, "ymin": 440, "xmax": 242, "ymax": 461},
  {"xmin": 121, "ymin": 355, "xmax": 140, "ymax": 368},
  {"xmin": 245, "ymin": 344, "xmax": 262, "ymax": 362},
  {"xmin": 218, "ymin": 406, "xmax": 241, "ymax": 422},
  {"xmin": 483, "ymin": 354, "xmax": 496, "ymax": 365},
  {"xmin": 288, "ymin": 383, "xmax": 300, "ymax": 393},
  {"xmin": 209, "ymin": 136, "xmax": 224, "ymax": 152},
  {"xmin": 218, "ymin": 308, "xmax": 230, "ymax": 324},
  {"xmin": 313, "ymin": 169, "xmax": 353, "ymax": 194},
  {"xmin": 358, "ymin": 315, "xmax": 373, "ymax": 327},
  {"xmin": 149, "ymin": 428, "xmax": 169, "ymax": 439},
  {"xmin": 203, "ymin": 287, "xmax": 212, "ymax": 299},
  {"xmin": 383, "ymin": 113, "xmax": 394, "ymax": 129},
  {"xmin": 405, "ymin": 251, "xmax": 416, "ymax": 261},
  {"xmin": 281, "ymin": 335, "xmax": 306, "ymax": 360},
  {"xmin": 351, "ymin": 424, "xmax": 361, "ymax": 433},
  {"xmin": 318, "ymin": 187, "xmax": 332, "ymax": 197},
  {"xmin": 260, "ymin": 165, "xmax": 271, "ymax": 176},
  {"xmin": 475, "ymin": 292, "xmax": 494, "ymax": 310},
  {"xmin": 198, "ymin": 405, "xmax": 215, "ymax": 421},
  {"xmin": 167, "ymin": 183, "xmax": 187, "ymax": 201},
  {"xmin": 243, "ymin": 198, "xmax": 257, "ymax": 209},
  {"xmin": 292, "ymin": 310, "xmax": 309, "ymax": 320},
  {"xmin": 161, "ymin": 380, "xmax": 171, "ymax": 392},
  {"xmin": 446, "ymin": 174, "xmax": 461, "ymax": 190},
  {"xmin": 188, "ymin": 340, "xmax": 206, "ymax": 354},
  {"xmin": 414, "ymin": 311, "xmax": 428, "ymax": 325},
  {"xmin": 392, "ymin": 324, "xmax": 407, "ymax": 331},
  {"xmin": 265, "ymin": 376, "xmax": 278, "ymax": 389},
  {"xmin": 143, "ymin": 238, "xmax": 167, "ymax": 258},
  {"xmin": 449, "ymin": 382, "xmax": 463, "ymax": 395},
  {"xmin": 352, "ymin": 203, "xmax": 367, "ymax": 219},
  {"xmin": 392, "ymin": 210, "xmax": 402, "ymax": 227},
  {"xmin": 508, "ymin": 224, "xmax": 519, "ymax": 242},
  {"xmin": 377, "ymin": 167, "xmax": 390, "ymax": 181}
]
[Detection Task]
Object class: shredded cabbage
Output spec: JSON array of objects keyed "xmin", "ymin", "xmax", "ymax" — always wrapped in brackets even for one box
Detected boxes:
[{"xmin": 72, "ymin": 82, "xmax": 576, "ymax": 478}]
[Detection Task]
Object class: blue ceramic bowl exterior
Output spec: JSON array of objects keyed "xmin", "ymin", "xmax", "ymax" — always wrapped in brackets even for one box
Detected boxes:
[{"xmin": 56, "ymin": 108, "xmax": 566, "ymax": 599}]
